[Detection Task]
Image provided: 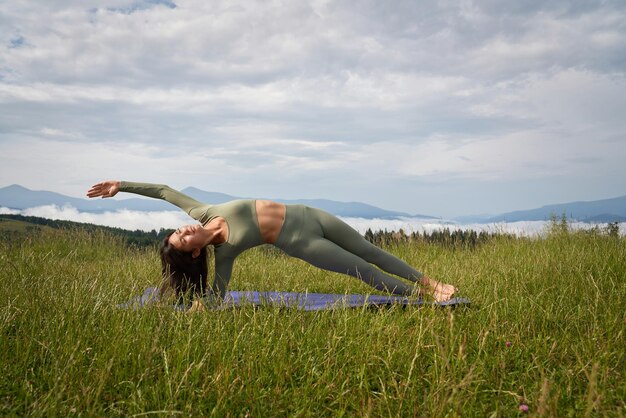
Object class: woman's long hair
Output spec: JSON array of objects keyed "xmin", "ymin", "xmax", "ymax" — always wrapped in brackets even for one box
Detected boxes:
[{"xmin": 159, "ymin": 231, "xmax": 208, "ymax": 300}]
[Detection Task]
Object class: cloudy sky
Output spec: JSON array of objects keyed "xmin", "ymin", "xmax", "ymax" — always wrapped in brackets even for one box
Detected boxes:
[{"xmin": 1, "ymin": 0, "xmax": 625, "ymax": 218}]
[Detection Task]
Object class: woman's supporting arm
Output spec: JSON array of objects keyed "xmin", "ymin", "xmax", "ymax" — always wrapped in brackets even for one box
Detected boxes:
[
  {"xmin": 210, "ymin": 254, "xmax": 234, "ymax": 302},
  {"xmin": 195, "ymin": 255, "xmax": 234, "ymax": 310}
]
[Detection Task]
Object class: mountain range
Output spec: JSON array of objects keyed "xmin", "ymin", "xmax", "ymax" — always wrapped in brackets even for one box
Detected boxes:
[
  {"xmin": 0, "ymin": 184, "xmax": 437, "ymax": 220},
  {"xmin": 482, "ymin": 195, "xmax": 626, "ymax": 223},
  {"xmin": 1, "ymin": 184, "xmax": 625, "ymax": 223}
]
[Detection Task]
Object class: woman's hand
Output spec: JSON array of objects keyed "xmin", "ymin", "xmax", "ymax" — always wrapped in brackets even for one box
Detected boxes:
[
  {"xmin": 187, "ymin": 299, "xmax": 207, "ymax": 313},
  {"xmin": 87, "ymin": 180, "xmax": 120, "ymax": 198}
]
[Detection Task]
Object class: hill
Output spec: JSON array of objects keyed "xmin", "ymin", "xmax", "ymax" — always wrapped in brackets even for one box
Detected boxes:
[
  {"xmin": 485, "ymin": 195, "xmax": 626, "ymax": 223},
  {"xmin": 0, "ymin": 214, "xmax": 169, "ymax": 247}
]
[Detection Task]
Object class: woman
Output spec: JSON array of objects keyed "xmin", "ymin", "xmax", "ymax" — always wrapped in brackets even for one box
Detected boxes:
[{"xmin": 87, "ymin": 180, "xmax": 457, "ymax": 306}]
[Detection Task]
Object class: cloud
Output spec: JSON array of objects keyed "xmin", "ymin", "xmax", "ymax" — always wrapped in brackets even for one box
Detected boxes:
[
  {"xmin": 342, "ymin": 217, "xmax": 599, "ymax": 237},
  {"xmin": 15, "ymin": 205, "xmax": 191, "ymax": 231},
  {"xmin": 1, "ymin": 0, "xmax": 625, "ymax": 216},
  {"xmin": 3, "ymin": 1, "xmax": 623, "ymax": 86},
  {"xmin": 0, "ymin": 207, "xmax": 20, "ymax": 215}
]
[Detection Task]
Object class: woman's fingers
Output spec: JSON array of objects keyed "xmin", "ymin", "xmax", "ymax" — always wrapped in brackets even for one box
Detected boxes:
[
  {"xmin": 86, "ymin": 184, "xmax": 105, "ymax": 198},
  {"xmin": 86, "ymin": 186, "xmax": 100, "ymax": 198},
  {"xmin": 86, "ymin": 181, "xmax": 114, "ymax": 198}
]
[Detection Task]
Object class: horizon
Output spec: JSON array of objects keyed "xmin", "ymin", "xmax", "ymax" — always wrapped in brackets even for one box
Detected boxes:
[
  {"xmin": 4, "ymin": 203, "xmax": 625, "ymax": 238},
  {"xmin": 1, "ymin": 1, "xmax": 625, "ymax": 218},
  {"xmin": 2, "ymin": 182, "xmax": 626, "ymax": 220}
]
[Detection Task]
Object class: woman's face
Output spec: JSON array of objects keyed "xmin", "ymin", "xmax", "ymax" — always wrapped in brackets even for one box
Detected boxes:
[{"xmin": 169, "ymin": 224, "xmax": 205, "ymax": 253}]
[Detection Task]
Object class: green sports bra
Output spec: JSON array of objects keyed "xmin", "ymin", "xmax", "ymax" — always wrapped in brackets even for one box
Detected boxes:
[{"xmin": 120, "ymin": 181, "xmax": 265, "ymax": 299}]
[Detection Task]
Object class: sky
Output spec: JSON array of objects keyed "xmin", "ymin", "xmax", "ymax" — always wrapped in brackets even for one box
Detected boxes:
[{"xmin": 1, "ymin": 0, "xmax": 625, "ymax": 218}]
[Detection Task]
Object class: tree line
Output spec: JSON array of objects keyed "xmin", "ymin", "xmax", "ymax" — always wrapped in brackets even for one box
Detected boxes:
[
  {"xmin": 0, "ymin": 214, "xmax": 173, "ymax": 247},
  {"xmin": 364, "ymin": 227, "xmax": 515, "ymax": 249},
  {"xmin": 2, "ymin": 213, "xmax": 620, "ymax": 250}
]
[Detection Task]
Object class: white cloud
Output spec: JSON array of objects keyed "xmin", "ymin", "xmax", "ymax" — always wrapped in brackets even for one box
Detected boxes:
[
  {"xmin": 0, "ymin": 137, "xmax": 233, "ymax": 197},
  {"xmin": 0, "ymin": 72, "xmax": 471, "ymax": 114},
  {"xmin": 19, "ymin": 205, "xmax": 191, "ymax": 231},
  {"xmin": 355, "ymin": 125, "xmax": 625, "ymax": 182},
  {"xmin": 342, "ymin": 217, "xmax": 612, "ymax": 237},
  {"xmin": 0, "ymin": 207, "xmax": 20, "ymax": 215},
  {"xmin": 1, "ymin": 0, "xmax": 625, "ymax": 217}
]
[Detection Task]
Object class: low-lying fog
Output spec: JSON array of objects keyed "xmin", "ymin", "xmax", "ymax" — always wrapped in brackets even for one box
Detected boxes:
[{"xmin": 2, "ymin": 205, "xmax": 624, "ymax": 237}]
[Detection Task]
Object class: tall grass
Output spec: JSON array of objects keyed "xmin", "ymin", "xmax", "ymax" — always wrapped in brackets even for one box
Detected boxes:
[{"xmin": 1, "ymin": 227, "xmax": 624, "ymax": 416}]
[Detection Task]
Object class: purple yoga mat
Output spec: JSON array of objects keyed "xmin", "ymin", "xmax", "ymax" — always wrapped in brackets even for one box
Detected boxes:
[{"xmin": 120, "ymin": 287, "xmax": 470, "ymax": 311}]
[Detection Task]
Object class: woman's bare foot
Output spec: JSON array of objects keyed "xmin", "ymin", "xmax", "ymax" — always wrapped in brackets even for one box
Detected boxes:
[
  {"xmin": 420, "ymin": 276, "xmax": 458, "ymax": 302},
  {"xmin": 432, "ymin": 283, "xmax": 457, "ymax": 302}
]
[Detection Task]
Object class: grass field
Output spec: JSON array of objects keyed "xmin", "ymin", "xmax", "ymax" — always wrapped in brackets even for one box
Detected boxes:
[{"xmin": 1, "ymin": 224, "xmax": 624, "ymax": 416}]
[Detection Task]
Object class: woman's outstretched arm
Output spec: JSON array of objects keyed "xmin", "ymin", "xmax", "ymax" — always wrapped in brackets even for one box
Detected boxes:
[{"xmin": 87, "ymin": 180, "xmax": 206, "ymax": 219}]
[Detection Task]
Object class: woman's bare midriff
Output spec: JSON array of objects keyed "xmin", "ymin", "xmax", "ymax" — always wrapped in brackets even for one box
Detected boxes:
[{"xmin": 255, "ymin": 200, "xmax": 286, "ymax": 244}]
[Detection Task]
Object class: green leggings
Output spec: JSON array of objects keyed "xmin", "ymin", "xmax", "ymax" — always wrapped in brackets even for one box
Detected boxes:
[{"xmin": 274, "ymin": 205, "xmax": 423, "ymax": 295}]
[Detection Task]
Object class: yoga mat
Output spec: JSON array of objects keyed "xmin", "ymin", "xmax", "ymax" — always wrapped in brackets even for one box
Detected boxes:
[{"xmin": 120, "ymin": 287, "xmax": 470, "ymax": 311}]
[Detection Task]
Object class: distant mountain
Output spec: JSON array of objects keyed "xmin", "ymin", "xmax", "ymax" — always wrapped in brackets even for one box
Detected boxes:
[
  {"xmin": 0, "ymin": 184, "xmax": 175, "ymax": 212},
  {"xmin": 0, "ymin": 184, "xmax": 437, "ymax": 220},
  {"xmin": 180, "ymin": 187, "xmax": 241, "ymax": 205},
  {"xmin": 485, "ymin": 195, "xmax": 626, "ymax": 223},
  {"xmin": 181, "ymin": 187, "xmax": 442, "ymax": 218},
  {"xmin": 577, "ymin": 213, "xmax": 626, "ymax": 223}
]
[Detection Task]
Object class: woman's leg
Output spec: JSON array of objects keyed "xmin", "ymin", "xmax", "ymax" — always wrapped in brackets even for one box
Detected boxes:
[
  {"xmin": 291, "ymin": 236, "xmax": 418, "ymax": 296},
  {"xmin": 311, "ymin": 208, "xmax": 424, "ymax": 282},
  {"xmin": 277, "ymin": 205, "xmax": 457, "ymax": 300},
  {"xmin": 310, "ymin": 208, "xmax": 458, "ymax": 301}
]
